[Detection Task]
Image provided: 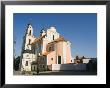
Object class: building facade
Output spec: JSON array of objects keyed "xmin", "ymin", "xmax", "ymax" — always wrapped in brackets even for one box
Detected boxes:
[
  {"xmin": 41, "ymin": 27, "xmax": 72, "ymax": 65},
  {"xmin": 20, "ymin": 24, "xmax": 72, "ymax": 71}
]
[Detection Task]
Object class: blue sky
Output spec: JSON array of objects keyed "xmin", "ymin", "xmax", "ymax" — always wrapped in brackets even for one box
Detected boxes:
[{"xmin": 13, "ymin": 13, "xmax": 97, "ymax": 58}]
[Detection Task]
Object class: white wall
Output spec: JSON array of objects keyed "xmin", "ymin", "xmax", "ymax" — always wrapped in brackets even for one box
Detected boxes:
[
  {"xmin": 63, "ymin": 42, "xmax": 67, "ymax": 64},
  {"xmin": 52, "ymin": 64, "xmax": 86, "ymax": 71},
  {"xmin": 83, "ymin": 59, "xmax": 91, "ymax": 63},
  {"xmin": 21, "ymin": 53, "xmax": 36, "ymax": 71},
  {"xmin": 24, "ymin": 35, "xmax": 36, "ymax": 50},
  {"xmin": 23, "ymin": 53, "xmax": 35, "ymax": 59},
  {"xmin": 44, "ymin": 27, "xmax": 60, "ymax": 43}
]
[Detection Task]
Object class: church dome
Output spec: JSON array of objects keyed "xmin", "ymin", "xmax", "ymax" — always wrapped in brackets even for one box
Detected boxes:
[{"xmin": 49, "ymin": 26, "xmax": 56, "ymax": 32}]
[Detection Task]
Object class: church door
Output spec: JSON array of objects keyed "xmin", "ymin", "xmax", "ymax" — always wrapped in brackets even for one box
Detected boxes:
[{"xmin": 58, "ymin": 56, "xmax": 61, "ymax": 64}]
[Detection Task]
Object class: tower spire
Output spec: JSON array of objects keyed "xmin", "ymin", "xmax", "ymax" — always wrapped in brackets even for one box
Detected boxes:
[{"xmin": 25, "ymin": 19, "xmax": 33, "ymax": 36}]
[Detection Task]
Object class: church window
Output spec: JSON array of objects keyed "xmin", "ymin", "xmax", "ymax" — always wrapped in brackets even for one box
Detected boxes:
[
  {"xmin": 49, "ymin": 47, "xmax": 51, "ymax": 51},
  {"xmin": 48, "ymin": 44, "xmax": 54, "ymax": 52},
  {"xmin": 25, "ymin": 61, "xmax": 28, "ymax": 66},
  {"xmin": 29, "ymin": 30, "xmax": 31, "ymax": 35},
  {"xmin": 43, "ymin": 65, "xmax": 44, "ymax": 68},
  {"xmin": 51, "ymin": 58, "xmax": 53, "ymax": 60},
  {"xmin": 29, "ymin": 39, "xmax": 31, "ymax": 45},
  {"xmin": 53, "ymin": 35, "xmax": 54, "ymax": 40},
  {"xmin": 58, "ymin": 56, "xmax": 61, "ymax": 64}
]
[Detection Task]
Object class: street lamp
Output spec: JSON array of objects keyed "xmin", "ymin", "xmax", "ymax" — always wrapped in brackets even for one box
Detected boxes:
[{"xmin": 36, "ymin": 44, "xmax": 41, "ymax": 75}]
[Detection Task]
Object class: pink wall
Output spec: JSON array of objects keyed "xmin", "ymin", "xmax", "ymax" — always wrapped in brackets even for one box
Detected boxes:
[
  {"xmin": 66, "ymin": 45, "xmax": 71, "ymax": 63},
  {"xmin": 57, "ymin": 42, "xmax": 62, "ymax": 56},
  {"xmin": 47, "ymin": 42, "xmax": 63, "ymax": 65},
  {"xmin": 47, "ymin": 51, "xmax": 56, "ymax": 65},
  {"xmin": 57, "ymin": 42, "xmax": 64, "ymax": 64},
  {"xmin": 46, "ymin": 41, "xmax": 71, "ymax": 65}
]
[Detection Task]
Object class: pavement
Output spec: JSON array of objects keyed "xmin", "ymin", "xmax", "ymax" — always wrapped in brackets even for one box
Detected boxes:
[
  {"xmin": 13, "ymin": 70, "xmax": 97, "ymax": 75},
  {"xmin": 39, "ymin": 70, "xmax": 97, "ymax": 75}
]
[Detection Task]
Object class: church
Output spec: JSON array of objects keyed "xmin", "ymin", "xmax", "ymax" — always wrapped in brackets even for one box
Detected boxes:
[{"xmin": 20, "ymin": 23, "xmax": 72, "ymax": 71}]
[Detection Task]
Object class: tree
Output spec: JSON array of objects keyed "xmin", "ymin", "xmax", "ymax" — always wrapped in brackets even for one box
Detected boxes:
[
  {"xmin": 80, "ymin": 56, "xmax": 85, "ymax": 63},
  {"xmin": 76, "ymin": 55, "xmax": 79, "ymax": 60},
  {"xmin": 82, "ymin": 56, "xmax": 85, "ymax": 59},
  {"xmin": 14, "ymin": 56, "xmax": 20, "ymax": 71}
]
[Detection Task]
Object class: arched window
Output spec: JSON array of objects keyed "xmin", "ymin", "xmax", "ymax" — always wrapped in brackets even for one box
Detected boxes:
[
  {"xmin": 25, "ymin": 61, "xmax": 28, "ymax": 66},
  {"xmin": 53, "ymin": 35, "xmax": 54, "ymax": 40},
  {"xmin": 51, "ymin": 58, "xmax": 53, "ymax": 60},
  {"xmin": 29, "ymin": 30, "xmax": 31, "ymax": 35},
  {"xmin": 49, "ymin": 47, "xmax": 51, "ymax": 51},
  {"xmin": 29, "ymin": 39, "xmax": 31, "ymax": 44}
]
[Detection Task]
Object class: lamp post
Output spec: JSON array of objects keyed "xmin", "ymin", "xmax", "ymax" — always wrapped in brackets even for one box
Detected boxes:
[
  {"xmin": 37, "ymin": 53, "xmax": 41, "ymax": 75},
  {"xmin": 36, "ymin": 43, "xmax": 41, "ymax": 75},
  {"xmin": 35, "ymin": 43, "xmax": 39, "ymax": 75}
]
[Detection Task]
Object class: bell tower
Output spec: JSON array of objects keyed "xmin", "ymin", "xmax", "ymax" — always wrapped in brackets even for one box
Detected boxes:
[
  {"xmin": 26, "ymin": 24, "xmax": 33, "ymax": 36},
  {"xmin": 20, "ymin": 23, "xmax": 36, "ymax": 71},
  {"xmin": 24, "ymin": 24, "xmax": 34, "ymax": 50}
]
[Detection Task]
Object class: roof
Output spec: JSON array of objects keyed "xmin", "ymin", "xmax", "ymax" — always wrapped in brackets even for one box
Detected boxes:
[
  {"xmin": 43, "ymin": 51, "xmax": 49, "ymax": 55},
  {"xmin": 31, "ymin": 34, "xmax": 46, "ymax": 45},
  {"xmin": 48, "ymin": 36, "xmax": 68, "ymax": 45}
]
